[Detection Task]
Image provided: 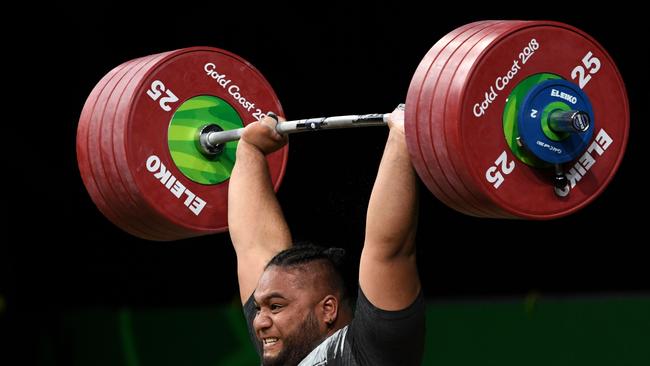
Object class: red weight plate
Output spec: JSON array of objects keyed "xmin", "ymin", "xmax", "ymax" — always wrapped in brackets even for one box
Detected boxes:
[
  {"xmin": 416, "ymin": 21, "xmax": 507, "ymax": 217},
  {"xmin": 98, "ymin": 53, "xmax": 188, "ymax": 240},
  {"xmin": 84, "ymin": 54, "xmax": 191, "ymax": 240},
  {"xmin": 88, "ymin": 56, "xmax": 176, "ymax": 240},
  {"xmin": 424, "ymin": 21, "xmax": 528, "ymax": 218},
  {"xmin": 445, "ymin": 21, "xmax": 628, "ymax": 219},
  {"xmin": 114, "ymin": 47, "xmax": 287, "ymax": 239},
  {"xmin": 78, "ymin": 58, "xmax": 155, "ymax": 238},
  {"xmin": 88, "ymin": 57, "xmax": 177, "ymax": 240},
  {"xmin": 417, "ymin": 21, "xmax": 520, "ymax": 217},
  {"xmin": 77, "ymin": 60, "xmax": 131, "ymax": 231},
  {"xmin": 406, "ymin": 20, "xmax": 493, "ymax": 216}
]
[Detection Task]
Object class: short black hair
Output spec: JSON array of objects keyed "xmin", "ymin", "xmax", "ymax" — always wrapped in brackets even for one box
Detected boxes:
[
  {"xmin": 266, "ymin": 243, "xmax": 350, "ymax": 309},
  {"xmin": 266, "ymin": 243, "xmax": 346, "ymax": 268}
]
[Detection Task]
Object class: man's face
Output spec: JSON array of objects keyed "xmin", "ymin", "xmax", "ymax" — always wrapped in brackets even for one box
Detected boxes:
[{"xmin": 253, "ymin": 266, "xmax": 326, "ymax": 366}]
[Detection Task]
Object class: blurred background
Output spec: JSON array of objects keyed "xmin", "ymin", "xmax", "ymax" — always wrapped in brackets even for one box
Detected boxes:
[{"xmin": 3, "ymin": 3, "xmax": 648, "ymax": 365}]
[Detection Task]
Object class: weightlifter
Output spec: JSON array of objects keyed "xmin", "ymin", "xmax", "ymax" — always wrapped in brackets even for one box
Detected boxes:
[{"xmin": 228, "ymin": 106, "xmax": 425, "ymax": 365}]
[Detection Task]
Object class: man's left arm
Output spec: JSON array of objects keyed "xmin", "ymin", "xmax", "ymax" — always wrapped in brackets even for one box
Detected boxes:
[{"xmin": 359, "ymin": 106, "xmax": 421, "ymax": 310}]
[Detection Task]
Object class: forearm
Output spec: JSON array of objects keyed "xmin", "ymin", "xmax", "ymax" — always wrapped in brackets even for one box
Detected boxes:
[
  {"xmin": 365, "ymin": 129, "xmax": 419, "ymax": 257},
  {"xmin": 228, "ymin": 142, "xmax": 292, "ymax": 256}
]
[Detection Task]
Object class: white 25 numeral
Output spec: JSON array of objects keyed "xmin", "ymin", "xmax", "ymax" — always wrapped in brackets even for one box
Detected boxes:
[
  {"xmin": 146, "ymin": 80, "xmax": 178, "ymax": 112},
  {"xmin": 571, "ymin": 51, "xmax": 601, "ymax": 89},
  {"xmin": 485, "ymin": 151, "xmax": 515, "ymax": 189}
]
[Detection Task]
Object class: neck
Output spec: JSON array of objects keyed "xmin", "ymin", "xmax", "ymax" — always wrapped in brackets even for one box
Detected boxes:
[{"xmin": 327, "ymin": 311, "xmax": 352, "ymax": 337}]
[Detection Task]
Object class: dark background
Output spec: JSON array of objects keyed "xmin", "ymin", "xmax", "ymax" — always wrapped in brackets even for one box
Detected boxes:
[{"xmin": 3, "ymin": 4, "xmax": 647, "ymax": 350}]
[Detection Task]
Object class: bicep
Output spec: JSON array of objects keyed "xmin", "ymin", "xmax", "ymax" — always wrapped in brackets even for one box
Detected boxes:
[
  {"xmin": 359, "ymin": 242, "xmax": 421, "ymax": 311},
  {"xmin": 235, "ymin": 247, "xmax": 281, "ymax": 304}
]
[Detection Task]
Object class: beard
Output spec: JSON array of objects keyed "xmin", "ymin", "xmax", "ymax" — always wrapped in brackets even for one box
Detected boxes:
[{"xmin": 262, "ymin": 310, "xmax": 323, "ymax": 366}]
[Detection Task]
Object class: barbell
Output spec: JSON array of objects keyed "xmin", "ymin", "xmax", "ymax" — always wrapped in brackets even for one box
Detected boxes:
[{"xmin": 77, "ymin": 20, "xmax": 629, "ymax": 241}]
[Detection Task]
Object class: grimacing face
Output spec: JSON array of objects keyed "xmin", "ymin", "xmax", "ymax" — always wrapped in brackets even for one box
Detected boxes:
[{"xmin": 253, "ymin": 265, "xmax": 331, "ymax": 366}]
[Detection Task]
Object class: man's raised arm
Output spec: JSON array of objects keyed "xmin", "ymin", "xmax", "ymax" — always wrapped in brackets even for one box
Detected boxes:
[
  {"xmin": 360, "ymin": 106, "xmax": 421, "ymax": 310},
  {"xmin": 228, "ymin": 116, "xmax": 292, "ymax": 304}
]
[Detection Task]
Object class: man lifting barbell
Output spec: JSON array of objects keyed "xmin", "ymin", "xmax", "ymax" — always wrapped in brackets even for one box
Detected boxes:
[
  {"xmin": 228, "ymin": 106, "xmax": 425, "ymax": 365},
  {"xmin": 75, "ymin": 19, "xmax": 629, "ymax": 364}
]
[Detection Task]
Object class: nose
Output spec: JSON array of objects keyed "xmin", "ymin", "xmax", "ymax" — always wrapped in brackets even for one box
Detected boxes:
[{"xmin": 253, "ymin": 310, "xmax": 272, "ymax": 332}]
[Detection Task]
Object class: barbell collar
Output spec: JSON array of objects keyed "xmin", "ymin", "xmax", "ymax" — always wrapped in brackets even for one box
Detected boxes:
[{"xmin": 548, "ymin": 110, "xmax": 590, "ymax": 133}]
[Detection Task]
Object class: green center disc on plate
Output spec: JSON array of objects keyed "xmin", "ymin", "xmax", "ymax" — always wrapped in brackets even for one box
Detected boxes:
[
  {"xmin": 502, "ymin": 73, "xmax": 561, "ymax": 168},
  {"xmin": 168, "ymin": 95, "xmax": 243, "ymax": 185}
]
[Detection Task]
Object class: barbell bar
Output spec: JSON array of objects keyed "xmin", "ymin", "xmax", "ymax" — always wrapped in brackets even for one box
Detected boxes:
[
  {"xmin": 199, "ymin": 105, "xmax": 588, "ymax": 156},
  {"xmin": 199, "ymin": 112, "xmax": 391, "ymax": 156}
]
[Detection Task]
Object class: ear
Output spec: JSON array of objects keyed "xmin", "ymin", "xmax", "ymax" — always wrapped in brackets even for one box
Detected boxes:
[{"xmin": 320, "ymin": 295, "xmax": 339, "ymax": 326}]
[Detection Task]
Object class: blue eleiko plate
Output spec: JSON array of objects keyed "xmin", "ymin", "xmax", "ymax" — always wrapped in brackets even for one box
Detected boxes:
[{"xmin": 518, "ymin": 79, "xmax": 594, "ymax": 164}]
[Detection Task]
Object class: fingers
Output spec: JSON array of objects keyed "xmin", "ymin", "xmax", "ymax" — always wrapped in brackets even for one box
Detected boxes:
[
  {"xmin": 260, "ymin": 112, "xmax": 284, "ymax": 140},
  {"xmin": 239, "ymin": 111, "xmax": 288, "ymax": 155},
  {"xmin": 389, "ymin": 108, "xmax": 405, "ymax": 125},
  {"xmin": 267, "ymin": 112, "xmax": 279, "ymax": 123},
  {"xmin": 384, "ymin": 103, "xmax": 406, "ymax": 139},
  {"xmin": 260, "ymin": 114, "xmax": 277, "ymax": 131},
  {"xmin": 264, "ymin": 112, "xmax": 288, "ymax": 143},
  {"xmin": 388, "ymin": 105, "xmax": 405, "ymax": 134}
]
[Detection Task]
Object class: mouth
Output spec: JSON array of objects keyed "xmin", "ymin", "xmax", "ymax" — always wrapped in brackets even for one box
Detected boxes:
[{"xmin": 262, "ymin": 337, "xmax": 281, "ymax": 351}]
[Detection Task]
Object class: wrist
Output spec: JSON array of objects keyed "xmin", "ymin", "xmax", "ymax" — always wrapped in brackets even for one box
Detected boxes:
[
  {"xmin": 387, "ymin": 128, "xmax": 407, "ymax": 145},
  {"xmin": 236, "ymin": 140, "xmax": 266, "ymax": 160}
]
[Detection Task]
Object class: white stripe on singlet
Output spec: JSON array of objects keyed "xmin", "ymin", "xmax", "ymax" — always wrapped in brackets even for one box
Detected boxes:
[{"xmin": 298, "ymin": 326, "xmax": 349, "ymax": 365}]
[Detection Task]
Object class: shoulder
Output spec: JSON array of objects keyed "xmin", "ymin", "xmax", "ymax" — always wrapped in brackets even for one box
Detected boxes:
[
  {"xmin": 345, "ymin": 288, "xmax": 426, "ymax": 365},
  {"xmin": 354, "ymin": 286, "xmax": 425, "ymax": 321}
]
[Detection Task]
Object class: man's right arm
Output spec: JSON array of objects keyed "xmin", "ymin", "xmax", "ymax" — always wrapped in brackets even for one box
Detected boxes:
[{"xmin": 228, "ymin": 117, "xmax": 292, "ymax": 304}]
